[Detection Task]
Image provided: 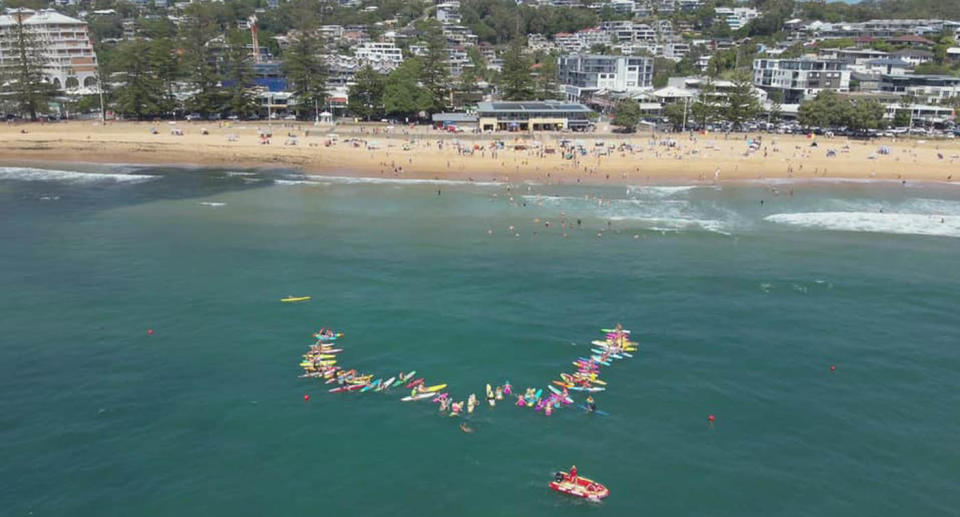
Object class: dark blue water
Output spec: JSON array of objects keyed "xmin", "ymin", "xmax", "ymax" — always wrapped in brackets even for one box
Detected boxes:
[{"xmin": 2, "ymin": 166, "xmax": 959, "ymax": 516}]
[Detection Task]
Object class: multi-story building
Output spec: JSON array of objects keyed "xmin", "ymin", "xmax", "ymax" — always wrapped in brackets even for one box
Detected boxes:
[
  {"xmin": 436, "ymin": 1, "xmax": 461, "ymax": 24},
  {"xmin": 663, "ymin": 41, "xmax": 690, "ymax": 61},
  {"xmin": 714, "ymin": 7, "xmax": 759, "ymax": 31},
  {"xmin": 355, "ymin": 42, "xmax": 404, "ymax": 68},
  {"xmin": 559, "ymin": 54, "xmax": 654, "ymax": 101},
  {"xmin": 0, "ymin": 8, "xmax": 98, "ymax": 91},
  {"xmin": 879, "ymin": 74, "xmax": 960, "ymax": 104},
  {"xmin": 753, "ymin": 58, "xmax": 850, "ymax": 103}
]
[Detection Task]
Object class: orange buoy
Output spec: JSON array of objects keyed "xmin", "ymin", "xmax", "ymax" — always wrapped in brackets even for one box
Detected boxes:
[
  {"xmin": 708, "ymin": 414, "xmax": 716, "ymax": 423},
  {"xmin": 830, "ymin": 365, "xmax": 836, "ymax": 372},
  {"xmin": 303, "ymin": 394, "xmax": 310, "ymax": 401},
  {"xmin": 147, "ymin": 329, "xmax": 154, "ymax": 335}
]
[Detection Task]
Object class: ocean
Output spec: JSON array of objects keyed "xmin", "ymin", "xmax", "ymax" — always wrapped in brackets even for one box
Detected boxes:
[{"xmin": 1, "ymin": 165, "xmax": 958, "ymax": 516}]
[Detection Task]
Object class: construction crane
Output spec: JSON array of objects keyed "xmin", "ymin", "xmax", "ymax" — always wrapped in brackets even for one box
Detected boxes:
[{"xmin": 249, "ymin": 15, "xmax": 261, "ymax": 64}]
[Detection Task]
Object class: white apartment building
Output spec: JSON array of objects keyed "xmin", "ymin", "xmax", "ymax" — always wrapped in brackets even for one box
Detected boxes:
[
  {"xmin": 663, "ymin": 41, "xmax": 690, "ymax": 61},
  {"xmin": 753, "ymin": 58, "xmax": 850, "ymax": 103},
  {"xmin": 355, "ymin": 42, "xmax": 403, "ymax": 68},
  {"xmin": 319, "ymin": 25, "xmax": 345, "ymax": 41},
  {"xmin": 559, "ymin": 54, "xmax": 654, "ymax": 100},
  {"xmin": 554, "ymin": 28, "xmax": 612, "ymax": 53},
  {"xmin": 0, "ymin": 8, "xmax": 98, "ymax": 91},
  {"xmin": 715, "ymin": 7, "xmax": 759, "ymax": 31},
  {"xmin": 436, "ymin": 1, "xmax": 461, "ymax": 24}
]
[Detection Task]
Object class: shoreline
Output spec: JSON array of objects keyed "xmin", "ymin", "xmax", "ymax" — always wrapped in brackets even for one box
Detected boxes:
[{"xmin": 2, "ymin": 121, "xmax": 959, "ymax": 187}]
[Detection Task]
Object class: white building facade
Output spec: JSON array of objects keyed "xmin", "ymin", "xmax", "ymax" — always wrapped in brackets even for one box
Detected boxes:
[
  {"xmin": 559, "ymin": 54, "xmax": 654, "ymax": 100},
  {"xmin": 0, "ymin": 8, "xmax": 98, "ymax": 91},
  {"xmin": 753, "ymin": 58, "xmax": 850, "ymax": 103}
]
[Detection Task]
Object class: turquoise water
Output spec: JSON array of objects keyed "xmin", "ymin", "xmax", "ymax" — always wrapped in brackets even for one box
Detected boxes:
[{"xmin": 2, "ymin": 166, "xmax": 959, "ymax": 516}]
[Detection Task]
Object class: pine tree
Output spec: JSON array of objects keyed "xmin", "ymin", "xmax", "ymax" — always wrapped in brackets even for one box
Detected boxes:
[
  {"xmin": 282, "ymin": 24, "xmax": 328, "ymax": 121},
  {"xmin": 111, "ymin": 40, "xmax": 165, "ymax": 120},
  {"xmin": 721, "ymin": 69, "xmax": 760, "ymax": 129},
  {"xmin": 6, "ymin": 10, "xmax": 54, "ymax": 121},
  {"xmin": 223, "ymin": 30, "xmax": 257, "ymax": 118},
  {"xmin": 148, "ymin": 38, "xmax": 180, "ymax": 116},
  {"xmin": 534, "ymin": 51, "xmax": 560, "ymax": 100},
  {"xmin": 179, "ymin": 8, "xmax": 222, "ymax": 117},
  {"xmin": 691, "ymin": 78, "xmax": 718, "ymax": 128},
  {"xmin": 419, "ymin": 19, "xmax": 450, "ymax": 114},
  {"xmin": 498, "ymin": 39, "xmax": 535, "ymax": 101},
  {"xmin": 348, "ymin": 64, "xmax": 386, "ymax": 120}
]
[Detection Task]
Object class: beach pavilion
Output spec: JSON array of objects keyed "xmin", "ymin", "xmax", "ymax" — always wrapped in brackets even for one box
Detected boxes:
[{"xmin": 476, "ymin": 101, "xmax": 595, "ymax": 131}]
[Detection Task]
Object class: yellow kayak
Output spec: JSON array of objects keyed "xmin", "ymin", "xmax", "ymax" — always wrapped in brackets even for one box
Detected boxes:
[
  {"xmin": 303, "ymin": 353, "xmax": 337, "ymax": 360},
  {"xmin": 423, "ymin": 384, "xmax": 447, "ymax": 393},
  {"xmin": 281, "ymin": 296, "xmax": 311, "ymax": 303}
]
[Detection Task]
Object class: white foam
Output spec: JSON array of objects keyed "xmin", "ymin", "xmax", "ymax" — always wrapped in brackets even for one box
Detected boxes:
[
  {"xmin": 608, "ymin": 216, "xmax": 731, "ymax": 235},
  {"xmin": 0, "ymin": 167, "xmax": 157, "ymax": 184},
  {"xmin": 226, "ymin": 171, "xmax": 257, "ymax": 177},
  {"xmin": 765, "ymin": 212, "xmax": 960, "ymax": 238},
  {"xmin": 626, "ymin": 185, "xmax": 701, "ymax": 197},
  {"xmin": 273, "ymin": 179, "xmax": 329, "ymax": 186},
  {"xmin": 199, "ymin": 202, "xmax": 226, "ymax": 207},
  {"xmin": 317, "ymin": 175, "xmax": 501, "ymax": 187}
]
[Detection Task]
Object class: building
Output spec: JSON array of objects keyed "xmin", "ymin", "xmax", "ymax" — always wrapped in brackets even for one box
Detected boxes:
[
  {"xmin": 476, "ymin": 101, "xmax": 594, "ymax": 131},
  {"xmin": 355, "ymin": 42, "xmax": 403, "ymax": 68},
  {"xmin": 0, "ymin": 8, "xmax": 98, "ymax": 91},
  {"xmin": 559, "ymin": 54, "xmax": 654, "ymax": 101},
  {"xmin": 714, "ymin": 7, "xmax": 759, "ymax": 31},
  {"xmin": 889, "ymin": 48, "xmax": 933, "ymax": 66},
  {"xmin": 435, "ymin": 1, "xmax": 461, "ymax": 24},
  {"xmin": 753, "ymin": 58, "xmax": 850, "ymax": 103},
  {"xmin": 879, "ymin": 74, "xmax": 960, "ymax": 104}
]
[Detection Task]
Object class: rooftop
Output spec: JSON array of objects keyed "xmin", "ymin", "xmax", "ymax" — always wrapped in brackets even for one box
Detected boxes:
[{"xmin": 477, "ymin": 101, "xmax": 593, "ymax": 113}]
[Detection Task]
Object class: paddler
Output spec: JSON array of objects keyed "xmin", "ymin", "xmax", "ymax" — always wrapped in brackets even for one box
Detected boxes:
[
  {"xmin": 495, "ymin": 386, "xmax": 504, "ymax": 400},
  {"xmin": 569, "ymin": 465, "xmax": 578, "ymax": 483},
  {"xmin": 586, "ymin": 396, "xmax": 596, "ymax": 413}
]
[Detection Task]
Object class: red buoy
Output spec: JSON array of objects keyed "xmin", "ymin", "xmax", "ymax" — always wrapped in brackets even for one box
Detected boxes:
[
  {"xmin": 303, "ymin": 394, "xmax": 310, "ymax": 401},
  {"xmin": 147, "ymin": 329, "xmax": 154, "ymax": 335},
  {"xmin": 708, "ymin": 414, "xmax": 716, "ymax": 423}
]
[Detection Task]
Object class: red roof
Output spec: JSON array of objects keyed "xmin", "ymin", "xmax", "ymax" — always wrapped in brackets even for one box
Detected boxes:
[{"xmin": 890, "ymin": 34, "xmax": 934, "ymax": 45}]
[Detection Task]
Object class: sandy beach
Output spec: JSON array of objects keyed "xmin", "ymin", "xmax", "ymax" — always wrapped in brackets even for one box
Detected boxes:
[{"xmin": 1, "ymin": 120, "xmax": 958, "ymax": 184}]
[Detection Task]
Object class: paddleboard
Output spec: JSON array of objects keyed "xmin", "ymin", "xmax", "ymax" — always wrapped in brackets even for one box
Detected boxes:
[
  {"xmin": 329, "ymin": 384, "xmax": 364, "ymax": 393},
  {"xmin": 578, "ymin": 404, "xmax": 609, "ymax": 416},
  {"xmin": 405, "ymin": 378, "xmax": 424, "ymax": 389},
  {"xmin": 360, "ymin": 379, "xmax": 381, "ymax": 392},
  {"xmin": 378, "ymin": 377, "xmax": 396, "ymax": 391},
  {"xmin": 569, "ymin": 386, "xmax": 605, "ymax": 392},
  {"xmin": 423, "ymin": 384, "xmax": 447, "ymax": 393},
  {"xmin": 281, "ymin": 296, "xmax": 311, "ymax": 303},
  {"xmin": 401, "ymin": 392, "xmax": 435, "ymax": 402}
]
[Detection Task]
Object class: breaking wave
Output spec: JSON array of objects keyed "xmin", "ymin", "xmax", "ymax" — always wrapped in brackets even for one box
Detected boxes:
[{"xmin": 765, "ymin": 212, "xmax": 960, "ymax": 238}]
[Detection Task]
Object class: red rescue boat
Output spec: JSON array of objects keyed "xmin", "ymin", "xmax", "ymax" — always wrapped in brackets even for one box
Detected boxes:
[{"xmin": 549, "ymin": 468, "xmax": 609, "ymax": 501}]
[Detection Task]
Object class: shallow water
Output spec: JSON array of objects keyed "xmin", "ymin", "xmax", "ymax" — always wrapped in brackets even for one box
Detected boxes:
[{"xmin": 1, "ymin": 166, "xmax": 959, "ymax": 516}]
